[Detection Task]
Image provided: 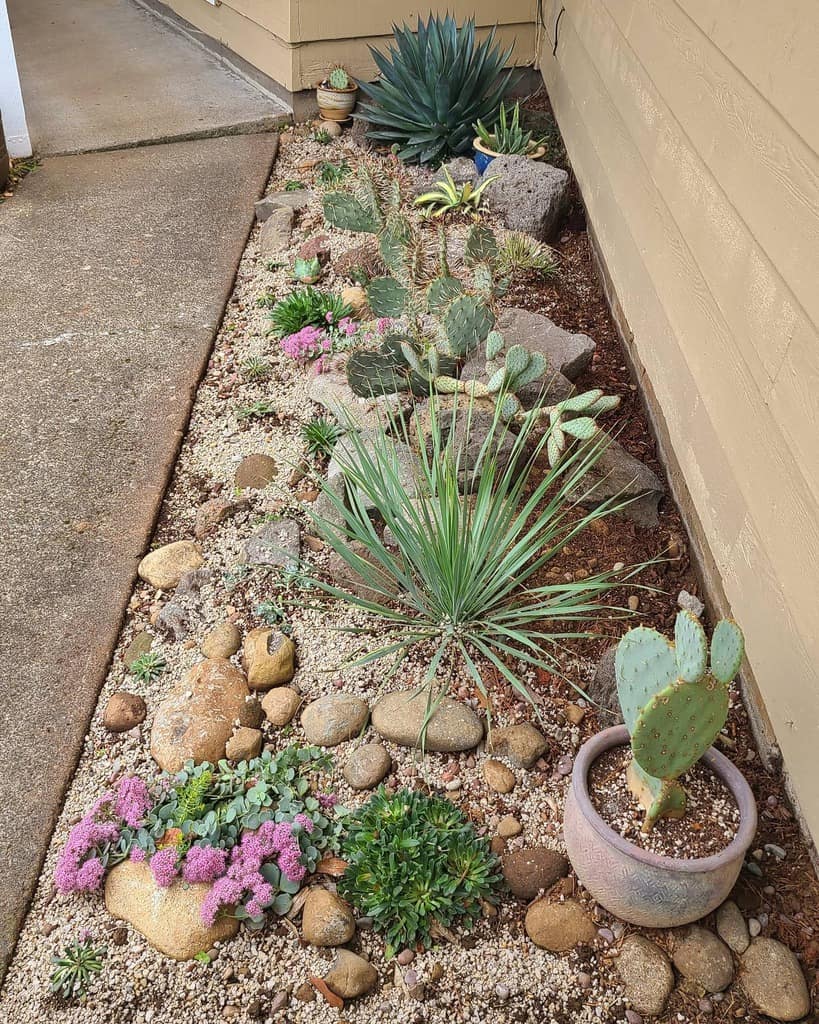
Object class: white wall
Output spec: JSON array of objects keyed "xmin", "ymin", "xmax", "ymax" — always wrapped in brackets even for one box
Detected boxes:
[{"xmin": 0, "ymin": 0, "xmax": 31, "ymax": 157}]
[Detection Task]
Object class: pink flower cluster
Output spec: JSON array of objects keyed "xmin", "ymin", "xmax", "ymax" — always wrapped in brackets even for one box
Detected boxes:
[
  {"xmin": 183, "ymin": 845, "xmax": 229, "ymax": 884},
  {"xmin": 200, "ymin": 816, "xmax": 314, "ymax": 926},
  {"xmin": 149, "ymin": 847, "xmax": 179, "ymax": 888},
  {"xmin": 55, "ymin": 774, "xmax": 152, "ymax": 894},
  {"xmin": 280, "ymin": 325, "xmax": 331, "ymax": 362}
]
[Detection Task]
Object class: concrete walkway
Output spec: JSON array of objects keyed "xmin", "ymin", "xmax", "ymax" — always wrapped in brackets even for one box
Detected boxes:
[
  {"xmin": 9, "ymin": 0, "xmax": 288, "ymax": 154},
  {"xmin": 0, "ymin": 0, "xmax": 287, "ymax": 981}
]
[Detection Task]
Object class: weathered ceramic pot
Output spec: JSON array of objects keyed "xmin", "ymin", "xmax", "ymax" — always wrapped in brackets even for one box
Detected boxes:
[
  {"xmin": 564, "ymin": 725, "xmax": 757, "ymax": 928},
  {"xmin": 316, "ymin": 83, "xmax": 358, "ymax": 121}
]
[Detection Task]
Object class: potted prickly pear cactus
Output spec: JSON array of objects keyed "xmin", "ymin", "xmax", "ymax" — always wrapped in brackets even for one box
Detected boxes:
[
  {"xmin": 317, "ymin": 66, "xmax": 358, "ymax": 121},
  {"xmin": 564, "ymin": 611, "xmax": 758, "ymax": 928}
]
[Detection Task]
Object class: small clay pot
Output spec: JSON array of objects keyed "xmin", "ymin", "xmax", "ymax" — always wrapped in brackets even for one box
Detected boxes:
[
  {"xmin": 472, "ymin": 136, "xmax": 546, "ymax": 174},
  {"xmin": 564, "ymin": 725, "xmax": 757, "ymax": 928},
  {"xmin": 317, "ymin": 82, "xmax": 358, "ymax": 121}
]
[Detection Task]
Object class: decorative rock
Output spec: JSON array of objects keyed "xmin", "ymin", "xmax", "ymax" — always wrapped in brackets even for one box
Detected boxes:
[
  {"xmin": 234, "ymin": 453, "xmax": 277, "ymax": 490},
  {"xmin": 138, "ymin": 540, "xmax": 203, "ymax": 590},
  {"xmin": 341, "ymin": 285, "xmax": 368, "ymax": 315},
  {"xmin": 480, "ymin": 156, "xmax": 570, "ymax": 241},
  {"xmin": 412, "ymin": 400, "xmax": 520, "ymax": 482},
  {"xmin": 570, "ymin": 435, "xmax": 665, "ymax": 528},
  {"xmin": 319, "ymin": 119, "xmax": 343, "ymax": 137},
  {"xmin": 748, "ymin": 917, "xmax": 762, "ymax": 937},
  {"xmin": 497, "ymin": 815, "xmax": 522, "ymax": 838},
  {"xmin": 123, "ymin": 630, "xmax": 153, "ymax": 668},
  {"xmin": 201, "ymin": 621, "xmax": 242, "ymax": 660},
  {"xmin": 677, "ymin": 589, "xmax": 705, "ymax": 618},
  {"xmin": 301, "ymin": 888, "xmax": 356, "ymax": 947},
  {"xmin": 740, "ymin": 937, "xmax": 810, "ymax": 1021},
  {"xmin": 261, "ymin": 687, "xmax": 301, "ymax": 726},
  {"xmin": 103, "ymin": 691, "xmax": 147, "ymax": 733},
  {"xmin": 343, "ymin": 743, "xmax": 391, "ymax": 790},
  {"xmin": 194, "ymin": 497, "xmax": 242, "ymax": 540},
  {"xmin": 150, "ymin": 659, "xmax": 261, "ymax": 772},
  {"xmin": 372, "ymin": 692, "xmax": 483, "ymax": 752},
  {"xmin": 297, "ymin": 233, "xmax": 331, "ymax": 264},
  {"xmin": 225, "ymin": 726, "xmax": 262, "ymax": 761},
  {"xmin": 438, "ymin": 156, "xmax": 478, "ymax": 184},
  {"xmin": 486, "ymin": 724, "xmax": 548, "ymax": 769},
  {"xmin": 587, "ymin": 645, "xmax": 622, "ymax": 722},
  {"xmin": 309, "ymin": 368, "xmax": 409, "ymax": 431},
  {"xmin": 495, "ymin": 307, "xmax": 595, "ymax": 382},
  {"xmin": 502, "ymin": 848, "xmax": 570, "ymax": 900},
  {"xmin": 323, "ymin": 949, "xmax": 378, "ymax": 999},
  {"xmin": 242, "ymin": 627, "xmax": 296, "ymax": 690},
  {"xmin": 483, "ymin": 759, "xmax": 516, "ymax": 794},
  {"xmin": 625, "ymin": 1011, "xmax": 643, "ymax": 1024},
  {"xmin": 397, "ymin": 949, "xmax": 415, "ymax": 966},
  {"xmin": 672, "ymin": 926, "xmax": 735, "ymax": 993},
  {"xmin": 716, "ymin": 899, "xmax": 750, "ymax": 955},
  {"xmin": 301, "ymin": 693, "xmax": 369, "ymax": 746},
  {"xmin": 105, "ymin": 861, "xmax": 238, "ymax": 959},
  {"xmin": 258, "ymin": 206, "xmax": 294, "ymax": 254},
  {"xmin": 255, "ymin": 190, "xmax": 311, "ymax": 221},
  {"xmin": 241, "ymin": 519, "xmax": 300, "ymax": 570},
  {"xmin": 524, "ymin": 898, "xmax": 597, "ymax": 951},
  {"xmin": 617, "ymin": 934, "xmax": 675, "ymax": 1017}
]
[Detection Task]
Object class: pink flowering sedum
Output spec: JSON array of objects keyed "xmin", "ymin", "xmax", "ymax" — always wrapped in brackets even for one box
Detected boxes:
[
  {"xmin": 115, "ymin": 776, "xmax": 152, "ymax": 828},
  {"xmin": 54, "ymin": 793, "xmax": 121, "ymax": 894},
  {"xmin": 149, "ymin": 848, "xmax": 179, "ymax": 888},
  {"xmin": 182, "ymin": 845, "xmax": 229, "ymax": 884},
  {"xmin": 280, "ymin": 325, "xmax": 331, "ymax": 362}
]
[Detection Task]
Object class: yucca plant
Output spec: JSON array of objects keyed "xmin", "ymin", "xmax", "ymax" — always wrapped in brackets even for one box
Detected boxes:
[
  {"xmin": 304, "ymin": 395, "xmax": 645, "ymax": 717},
  {"xmin": 415, "ymin": 167, "xmax": 498, "ymax": 218},
  {"xmin": 358, "ymin": 15, "xmax": 514, "ymax": 163},
  {"xmin": 498, "ymin": 232, "xmax": 560, "ymax": 279}
]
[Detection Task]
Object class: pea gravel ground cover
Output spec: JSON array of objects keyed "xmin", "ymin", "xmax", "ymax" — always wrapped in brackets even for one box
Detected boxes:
[{"xmin": 2, "ymin": 121, "xmax": 817, "ymax": 1024}]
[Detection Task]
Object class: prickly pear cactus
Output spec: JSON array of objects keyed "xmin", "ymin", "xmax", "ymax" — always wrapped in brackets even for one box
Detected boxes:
[
  {"xmin": 328, "ymin": 66, "xmax": 350, "ymax": 90},
  {"xmin": 614, "ymin": 611, "xmax": 745, "ymax": 832},
  {"xmin": 322, "ymin": 192, "xmax": 380, "ymax": 234},
  {"xmin": 366, "ymin": 277, "xmax": 409, "ymax": 318}
]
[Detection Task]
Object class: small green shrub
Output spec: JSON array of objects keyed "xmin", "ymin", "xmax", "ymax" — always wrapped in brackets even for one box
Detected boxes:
[
  {"xmin": 50, "ymin": 938, "xmax": 105, "ymax": 999},
  {"xmin": 339, "ymin": 788, "xmax": 500, "ymax": 957},
  {"xmin": 301, "ymin": 416, "xmax": 343, "ymax": 457},
  {"xmin": 357, "ymin": 14, "xmax": 513, "ymax": 163},
  {"xmin": 240, "ymin": 356, "xmax": 272, "ymax": 381},
  {"xmin": 267, "ymin": 288, "xmax": 352, "ymax": 339},
  {"xmin": 129, "ymin": 651, "xmax": 166, "ymax": 683}
]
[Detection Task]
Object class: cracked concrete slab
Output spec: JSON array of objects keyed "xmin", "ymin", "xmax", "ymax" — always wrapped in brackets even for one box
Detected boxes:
[{"xmin": 0, "ymin": 132, "xmax": 277, "ymax": 976}]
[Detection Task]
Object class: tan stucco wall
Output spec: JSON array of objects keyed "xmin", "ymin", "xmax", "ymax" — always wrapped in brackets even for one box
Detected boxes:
[
  {"xmin": 538, "ymin": 0, "xmax": 819, "ymax": 841},
  {"xmin": 161, "ymin": 0, "xmax": 537, "ymax": 92}
]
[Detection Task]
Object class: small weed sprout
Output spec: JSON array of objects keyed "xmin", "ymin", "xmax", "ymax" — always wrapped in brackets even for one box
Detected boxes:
[
  {"xmin": 236, "ymin": 399, "xmax": 278, "ymax": 422},
  {"xmin": 283, "ymin": 179, "xmax": 304, "ymax": 192},
  {"xmin": 319, "ymin": 160, "xmax": 351, "ymax": 186},
  {"xmin": 312, "ymin": 128, "xmax": 332, "ymax": 146},
  {"xmin": 130, "ymin": 651, "xmax": 166, "ymax": 683},
  {"xmin": 50, "ymin": 937, "xmax": 106, "ymax": 999},
  {"xmin": 240, "ymin": 356, "xmax": 272, "ymax": 381}
]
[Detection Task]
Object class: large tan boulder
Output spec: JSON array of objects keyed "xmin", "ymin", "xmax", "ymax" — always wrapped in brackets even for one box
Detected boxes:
[
  {"xmin": 138, "ymin": 540, "xmax": 203, "ymax": 590},
  {"xmin": 150, "ymin": 659, "xmax": 261, "ymax": 771},
  {"xmin": 105, "ymin": 861, "xmax": 238, "ymax": 959}
]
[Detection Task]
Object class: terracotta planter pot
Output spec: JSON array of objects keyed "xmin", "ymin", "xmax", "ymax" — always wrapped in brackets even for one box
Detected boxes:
[
  {"xmin": 564, "ymin": 725, "xmax": 757, "ymax": 928},
  {"xmin": 317, "ymin": 83, "xmax": 358, "ymax": 121},
  {"xmin": 472, "ymin": 136, "xmax": 546, "ymax": 174}
]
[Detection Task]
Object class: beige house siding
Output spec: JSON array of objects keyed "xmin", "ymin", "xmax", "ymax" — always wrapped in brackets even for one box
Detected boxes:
[
  {"xmin": 538, "ymin": 0, "xmax": 819, "ymax": 840},
  {"xmin": 160, "ymin": 0, "xmax": 536, "ymax": 92}
]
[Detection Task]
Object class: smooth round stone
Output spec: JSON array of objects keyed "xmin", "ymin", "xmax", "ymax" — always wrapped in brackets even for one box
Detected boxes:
[
  {"xmin": 371, "ymin": 692, "xmax": 483, "ymax": 752},
  {"xmin": 397, "ymin": 949, "xmax": 415, "ymax": 966},
  {"xmin": 323, "ymin": 949, "xmax": 378, "ymax": 999},
  {"xmin": 201, "ymin": 621, "xmax": 241, "ymax": 660},
  {"xmin": 497, "ymin": 815, "xmax": 522, "ymax": 838},
  {"xmin": 301, "ymin": 693, "xmax": 369, "ymax": 747},
  {"xmin": 502, "ymin": 848, "xmax": 569, "ymax": 900},
  {"xmin": 343, "ymin": 743, "xmax": 391, "ymax": 789},
  {"xmin": 138, "ymin": 540, "xmax": 203, "ymax": 590},
  {"xmin": 740, "ymin": 937, "xmax": 810, "ymax": 1021},
  {"xmin": 672, "ymin": 926, "xmax": 734, "ymax": 993},
  {"xmin": 103, "ymin": 691, "xmax": 147, "ymax": 733},
  {"xmin": 234, "ymin": 453, "xmax": 277, "ymax": 489},
  {"xmin": 301, "ymin": 888, "xmax": 355, "ymax": 946},
  {"xmin": 483, "ymin": 758, "xmax": 516, "ymax": 793},
  {"xmin": 486, "ymin": 723, "xmax": 547, "ymax": 768},
  {"xmin": 617, "ymin": 934, "xmax": 675, "ymax": 1017},
  {"xmin": 261, "ymin": 687, "xmax": 301, "ymax": 726},
  {"xmin": 524, "ymin": 898, "xmax": 596, "ymax": 952}
]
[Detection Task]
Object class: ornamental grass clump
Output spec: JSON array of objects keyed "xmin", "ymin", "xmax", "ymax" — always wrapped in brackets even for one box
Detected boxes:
[
  {"xmin": 338, "ymin": 788, "xmax": 500, "ymax": 957},
  {"xmin": 306, "ymin": 395, "xmax": 643, "ymax": 718},
  {"xmin": 54, "ymin": 746, "xmax": 344, "ymax": 926}
]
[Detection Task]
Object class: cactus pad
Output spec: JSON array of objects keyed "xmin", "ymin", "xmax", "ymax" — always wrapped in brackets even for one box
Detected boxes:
[
  {"xmin": 463, "ymin": 223, "xmax": 499, "ymax": 267},
  {"xmin": 631, "ymin": 674, "xmax": 729, "ymax": 780},
  {"xmin": 346, "ymin": 348, "xmax": 409, "ymax": 397},
  {"xmin": 485, "ymin": 330, "xmax": 504, "ymax": 361},
  {"xmin": 328, "ymin": 66, "xmax": 349, "ymax": 90},
  {"xmin": 427, "ymin": 276, "xmax": 463, "ymax": 314},
  {"xmin": 442, "ymin": 294, "xmax": 495, "ymax": 356},
  {"xmin": 615, "ymin": 626, "xmax": 679, "ymax": 732},
  {"xmin": 366, "ymin": 277, "xmax": 408, "ymax": 318},
  {"xmin": 710, "ymin": 619, "xmax": 744, "ymax": 684},
  {"xmin": 322, "ymin": 193, "xmax": 380, "ymax": 233},
  {"xmin": 627, "ymin": 759, "xmax": 687, "ymax": 832},
  {"xmin": 674, "ymin": 609, "xmax": 708, "ymax": 682}
]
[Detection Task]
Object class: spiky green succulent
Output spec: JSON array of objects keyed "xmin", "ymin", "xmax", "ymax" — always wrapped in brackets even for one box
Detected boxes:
[
  {"xmin": 498, "ymin": 233, "xmax": 560, "ymax": 279},
  {"xmin": 356, "ymin": 15, "xmax": 514, "ymax": 163},
  {"xmin": 130, "ymin": 651, "xmax": 166, "ymax": 683},
  {"xmin": 327, "ymin": 66, "xmax": 351, "ymax": 90},
  {"xmin": 301, "ymin": 416, "xmax": 343, "ymax": 457},
  {"xmin": 414, "ymin": 167, "xmax": 498, "ymax": 218},
  {"xmin": 615, "ymin": 611, "xmax": 745, "ymax": 831},
  {"xmin": 50, "ymin": 938, "xmax": 106, "ymax": 999},
  {"xmin": 474, "ymin": 100, "xmax": 545, "ymax": 156}
]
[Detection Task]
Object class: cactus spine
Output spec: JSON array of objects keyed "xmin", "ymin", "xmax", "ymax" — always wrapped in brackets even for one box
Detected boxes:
[{"xmin": 615, "ymin": 611, "xmax": 745, "ymax": 832}]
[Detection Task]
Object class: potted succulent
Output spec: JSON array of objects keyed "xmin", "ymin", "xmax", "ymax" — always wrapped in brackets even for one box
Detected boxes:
[
  {"xmin": 472, "ymin": 101, "xmax": 546, "ymax": 173},
  {"xmin": 564, "ymin": 611, "xmax": 757, "ymax": 928},
  {"xmin": 316, "ymin": 66, "xmax": 358, "ymax": 122}
]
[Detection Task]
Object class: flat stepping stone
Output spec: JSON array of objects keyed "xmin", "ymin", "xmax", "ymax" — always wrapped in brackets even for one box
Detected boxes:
[
  {"xmin": 235, "ymin": 453, "xmax": 277, "ymax": 489},
  {"xmin": 301, "ymin": 694, "xmax": 369, "ymax": 746},
  {"xmin": 241, "ymin": 518, "xmax": 300, "ymax": 570},
  {"xmin": 371, "ymin": 692, "xmax": 483, "ymax": 752}
]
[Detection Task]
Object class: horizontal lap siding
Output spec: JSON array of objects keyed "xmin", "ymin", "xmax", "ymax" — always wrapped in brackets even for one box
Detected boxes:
[{"xmin": 539, "ymin": 0, "xmax": 819, "ymax": 837}]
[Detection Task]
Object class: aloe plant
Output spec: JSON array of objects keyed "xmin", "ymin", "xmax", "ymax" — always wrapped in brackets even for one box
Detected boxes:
[{"xmin": 615, "ymin": 611, "xmax": 745, "ymax": 832}]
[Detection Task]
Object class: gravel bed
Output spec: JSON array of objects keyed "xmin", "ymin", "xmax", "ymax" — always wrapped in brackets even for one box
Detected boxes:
[{"xmin": 0, "ymin": 128, "xmax": 625, "ymax": 1024}]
